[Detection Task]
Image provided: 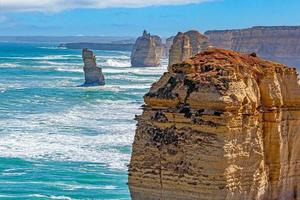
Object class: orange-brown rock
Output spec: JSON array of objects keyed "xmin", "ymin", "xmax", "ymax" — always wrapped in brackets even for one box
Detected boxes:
[
  {"xmin": 128, "ymin": 48, "xmax": 300, "ymax": 200},
  {"xmin": 169, "ymin": 30, "xmax": 209, "ymax": 66}
]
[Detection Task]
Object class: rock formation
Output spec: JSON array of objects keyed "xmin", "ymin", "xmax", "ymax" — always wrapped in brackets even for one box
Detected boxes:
[
  {"xmin": 205, "ymin": 26, "xmax": 300, "ymax": 68},
  {"xmin": 82, "ymin": 48, "xmax": 105, "ymax": 86},
  {"xmin": 131, "ymin": 30, "xmax": 164, "ymax": 67},
  {"xmin": 129, "ymin": 48, "xmax": 300, "ymax": 199},
  {"xmin": 162, "ymin": 36, "xmax": 175, "ymax": 58},
  {"xmin": 169, "ymin": 30, "xmax": 209, "ymax": 66}
]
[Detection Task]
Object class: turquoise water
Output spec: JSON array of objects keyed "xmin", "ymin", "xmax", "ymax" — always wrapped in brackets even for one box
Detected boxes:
[{"xmin": 0, "ymin": 43, "xmax": 167, "ymax": 199}]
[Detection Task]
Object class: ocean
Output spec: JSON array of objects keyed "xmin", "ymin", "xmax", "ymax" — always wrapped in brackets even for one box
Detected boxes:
[{"xmin": 0, "ymin": 43, "xmax": 167, "ymax": 199}]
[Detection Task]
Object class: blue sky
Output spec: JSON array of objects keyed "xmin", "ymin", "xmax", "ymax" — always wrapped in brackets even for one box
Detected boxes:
[{"xmin": 0, "ymin": 0, "xmax": 299, "ymax": 36}]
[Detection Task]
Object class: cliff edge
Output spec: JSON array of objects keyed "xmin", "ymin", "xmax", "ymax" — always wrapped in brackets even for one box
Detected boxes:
[
  {"xmin": 129, "ymin": 48, "xmax": 300, "ymax": 199},
  {"xmin": 205, "ymin": 26, "xmax": 300, "ymax": 68}
]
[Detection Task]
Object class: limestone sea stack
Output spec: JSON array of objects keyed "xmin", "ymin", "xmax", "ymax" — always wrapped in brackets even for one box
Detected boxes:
[
  {"xmin": 162, "ymin": 36, "xmax": 175, "ymax": 58},
  {"xmin": 131, "ymin": 30, "xmax": 164, "ymax": 67},
  {"xmin": 82, "ymin": 48, "xmax": 105, "ymax": 86},
  {"xmin": 169, "ymin": 30, "xmax": 209, "ymax": 66},
  {"xmin": 129, "ymin": 48, "xmax": 300, "ymax": 199}
]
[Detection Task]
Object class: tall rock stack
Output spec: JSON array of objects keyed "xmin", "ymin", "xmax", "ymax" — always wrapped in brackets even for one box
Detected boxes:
[
  {"xmin": 169, "ymin": 30, "xmax": 209, "ymax": 66},
  {"xmin": 131, "ymin": 30, "xmax": 164, "ymax": 67},
  {"xmin": 205, "ymin": 26, "xmax": 300, "ymax": 68},
  {"xmin": 82, "ymin": 48, "xmax": 105, "ymax": 86},
  {"xmin": 162, "ymin": 36, "xmax": 175, "ymax": 58},
  {"xmin": 129, "ymin": 48, "xmax": 300, "ymax": 200}
]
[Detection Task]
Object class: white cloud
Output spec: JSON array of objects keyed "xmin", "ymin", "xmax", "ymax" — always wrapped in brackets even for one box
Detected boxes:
[{"xmin": 0, "ymin": 0, "xmax": 214, "ymax": 12}]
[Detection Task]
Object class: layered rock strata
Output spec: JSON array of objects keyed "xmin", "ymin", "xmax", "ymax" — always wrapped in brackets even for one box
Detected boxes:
[
  {"xmin": 131, "ymin": 31, "xmax": 164, "ymax": 67},
  {"xmin": 169, "ymin": 30, "xmax": 209, "ymax": 66},
  {"xmin": 129, "ymin": 48, "xmax": 300, "ymax": 200},
  {"xmin": 205, "ymin": 26, "xmax": 300, "ymax": 68},
  {"xmin": 82, "ymin": 48, "xmax": 105, "ymax": 86}
]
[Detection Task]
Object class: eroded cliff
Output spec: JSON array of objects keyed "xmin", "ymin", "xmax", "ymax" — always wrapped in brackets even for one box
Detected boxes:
[
  {"xmin": 205, "ymin": 26, "xmax": 300, "ymax": 68},
  {"xmin": 131, "ymin": 30, "xmax": 164, "ymax": 67},
  {"xmin": 129, "ymin": 48, "xmax": 300, "ymax": 200}
]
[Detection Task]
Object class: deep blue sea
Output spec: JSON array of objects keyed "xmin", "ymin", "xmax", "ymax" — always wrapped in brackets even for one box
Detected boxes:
[{"xmin": 0, "ymin": 43, "xmax": 167, "ymax": 199}]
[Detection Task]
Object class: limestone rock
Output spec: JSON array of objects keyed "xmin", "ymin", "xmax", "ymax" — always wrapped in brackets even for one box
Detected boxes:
[
  {"xmin": 162, "ymin": 36, "xmax": 175, "ymax": 58},
  {"xmin": 205, "ymin": 26, "xmax": 300, "ymax": 68},
  {"xmin": 169, "ymin": 30, "xmax": 209, "ymax": 66},
  {"xmin": 131, "ymin": 30, "xmax": 164, "ymax": 67},
  {"xmin": 82, "ymin": 48, "xmax": 105, "ymax": 86},
  {"xmin": 128, "ymin": 48, "xmax": 300, "ymax": 200}
]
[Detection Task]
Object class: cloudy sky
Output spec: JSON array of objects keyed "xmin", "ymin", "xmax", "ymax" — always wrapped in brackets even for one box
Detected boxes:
[{"xmin": 0, "ymin": 0, "xmax": 299, "ymax": 36}]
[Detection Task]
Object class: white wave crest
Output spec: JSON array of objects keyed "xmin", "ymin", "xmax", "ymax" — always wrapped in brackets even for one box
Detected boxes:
[
  {"xmin": 0, "ymin": 55, "xmax": 81, "ymax": 60},
  {"xmin": 102, "ymin": 59, "xmax": 131, "ymax": 67},
  {"xmin": 0, "ymin": 63, "xmax": 20, "ymax": 68}
]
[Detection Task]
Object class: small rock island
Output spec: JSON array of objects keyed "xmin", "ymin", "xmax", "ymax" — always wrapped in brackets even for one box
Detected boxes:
[
  {"xmin": 169, "ymin": 30, "xmax": 209, "ymax": 66},
  {"xmin": 129, "ymin": 48, "xmax": 300, "ymax": 199},
  {"xmin": 131, "ymin": 30, "xmax": 164, "ymax": 67},
  {"xmin": 82, "ymin": 48, "xmax": 105, "ymax": 86}
]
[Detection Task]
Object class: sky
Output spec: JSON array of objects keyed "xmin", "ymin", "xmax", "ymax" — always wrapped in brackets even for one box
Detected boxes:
[{"xmin": 0, "ymin": 0, "xmax": 299, "ymax": 36}]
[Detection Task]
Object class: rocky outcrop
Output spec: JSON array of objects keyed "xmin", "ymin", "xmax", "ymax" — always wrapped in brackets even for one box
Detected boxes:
[
  {"xmin": 205, "ymin": 26, "xmax": 300, "ymax": 68},
  {"xmin": 131, "ymin": 30, "xmax": 164, "ymax": 67},
  {"xmin": 129, "ymin": 48, "xmax": 300, "ymax": 199},
  {"xmin": 162, "ymin": 36, "xmax": 175, "ymax": 58},
  {"xmin": 169, "ymin": 30, "xmax": 209, "ymax": 66},
  {"xmin": 82, "ymin": 48, "xmax": 105, "ymax": 86}
]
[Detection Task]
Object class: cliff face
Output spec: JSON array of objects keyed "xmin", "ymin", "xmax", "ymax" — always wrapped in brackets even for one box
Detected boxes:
[
  {"xmin": 169, "ymin": 30, "xmax": 209, "ymax": 66},
  {"xmin": 131, "ymin": 31, "xmax": 164, "ymax": 67},
  {"xmin": 205, "ymin": 26, "xmax": 300, "ymax": 68},
  {"xmin": 128, "ymin": 48, "xmax": 300, "ymax": 200},
  {"xmin": 162, "ymin": 36, "xmax": 175, "ymax": 58},
  {"xmin": 82, "ymin": 48, "xmax": 105, "ymax": 86}
]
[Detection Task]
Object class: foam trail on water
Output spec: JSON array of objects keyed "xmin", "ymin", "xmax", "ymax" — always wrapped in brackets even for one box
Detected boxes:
[
  {"xmin": 0, "ymin": 102, "xmax": 140, "ymax": 170},
  {"xmin": 102, "ymin": 59, "xmax": 131, "ymax": 67}
]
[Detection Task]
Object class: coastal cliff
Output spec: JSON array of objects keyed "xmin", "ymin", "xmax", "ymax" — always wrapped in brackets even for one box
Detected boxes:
[
  {"xmin": 205, "ymin": 26, "xmax": 300, "ymax": 68},
  {"xmin": 131, "ymin": 31, "xmax": 164, "ymax": 67},
  {"xmin": 169, "ymin": 30, "xmax": 209, "ymax": 66},
  {"xmin": 128, "ymin": 48, "xmax": 300, "ymax": 199}
]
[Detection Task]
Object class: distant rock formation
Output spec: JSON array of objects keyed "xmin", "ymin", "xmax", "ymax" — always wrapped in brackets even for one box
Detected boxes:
[
  {"xmin": 162, "ymin": 36, "xmax": 175, "ymax": 58},
  {"xmin": 129, "ymin": 48, "xmax": 300, "ymax": 199},
  {"xmin": 131, "ymin": 30, "xmax": 164, "ymax": 67},
  {"xmin": 169, "ymin": 30, "xmax": 209, "ymax": 66},
  {"xmin": 82, "ymin": 48, "xmax": 105, "ymax": 86},
  {"xmin": 205, "ymin": 26, "xmax": 300, "ymax": 68}
]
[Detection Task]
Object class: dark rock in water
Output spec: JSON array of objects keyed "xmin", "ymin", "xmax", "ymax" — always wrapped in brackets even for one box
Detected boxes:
[
  {"xmin": 82, "ymin": 48, "xmax": 105, "ymax": 86},
  {"xmin": 131, "ymin": 30, "xmax": 164, "ymax": 67}
]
